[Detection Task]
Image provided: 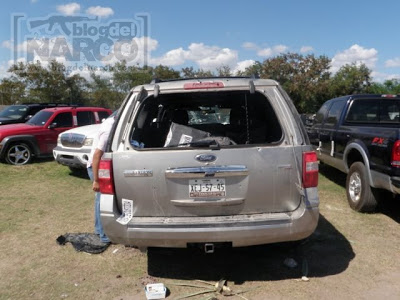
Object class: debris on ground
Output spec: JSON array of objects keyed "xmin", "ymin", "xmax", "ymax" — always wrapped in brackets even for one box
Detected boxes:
[
  {"xmin": 171, "ymin": 279, "xmax": 256, "ymax": 300},
  {"xmin": 56, "ymin": 233, "xmax": 110, "ymax": 254},
  {"xmin": 145, "ymin": 283, "xmax": 167, "ymax": 299}
]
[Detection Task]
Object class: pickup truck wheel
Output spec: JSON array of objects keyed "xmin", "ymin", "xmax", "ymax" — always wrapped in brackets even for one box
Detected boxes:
[
  {"xmin": 5, "ymin": 143, "xmax": 32, "ymax": 165},
  {"xmin": 346, "ymin": 162, "xmax": 377, "ymax": 212}
]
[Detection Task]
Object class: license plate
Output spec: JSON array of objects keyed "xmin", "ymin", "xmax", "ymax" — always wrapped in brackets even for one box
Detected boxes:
[{"xmin": 189, "ymin": 178, "xmax": 226, "ymax": 198}]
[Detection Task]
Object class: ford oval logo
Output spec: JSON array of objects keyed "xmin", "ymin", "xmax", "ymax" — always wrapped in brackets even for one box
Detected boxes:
[{"xmin": 195, "ymin": 154, "xmax": 217, "ymax": 162}]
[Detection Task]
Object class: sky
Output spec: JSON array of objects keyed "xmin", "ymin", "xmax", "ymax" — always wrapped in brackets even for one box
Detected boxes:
[{"xmin": 1, "ymin": 0, "xmax": 400, "ymax": 82}]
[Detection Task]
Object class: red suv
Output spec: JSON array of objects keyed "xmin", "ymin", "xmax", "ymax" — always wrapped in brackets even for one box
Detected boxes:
[{"xmin": 0, "ymin": 106, "xmax": 112, "ymax": 165}]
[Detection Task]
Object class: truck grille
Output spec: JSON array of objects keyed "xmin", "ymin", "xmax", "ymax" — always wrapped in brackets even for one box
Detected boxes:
[{"xmin": 61, "ymin": 133, "xmax": 86, "ymax": 148}]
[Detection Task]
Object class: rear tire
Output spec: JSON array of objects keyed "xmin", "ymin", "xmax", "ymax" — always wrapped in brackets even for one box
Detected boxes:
[
  {"xmin": 346, "ymin": 162, "xmax": 377, "ymax": 212},
  {"xmin": 5, "ymin": 143, "xmax": 32, "ymax": 165}
]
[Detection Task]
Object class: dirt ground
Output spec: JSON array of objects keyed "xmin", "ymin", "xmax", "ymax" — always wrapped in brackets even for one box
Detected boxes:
[
  {"xmin": 1, "ymin": 162, "xmax": 399, "ymax": 300},
  {"xmin": 143, "ymin": 165, "xmax": 400, "ymax": 299}
]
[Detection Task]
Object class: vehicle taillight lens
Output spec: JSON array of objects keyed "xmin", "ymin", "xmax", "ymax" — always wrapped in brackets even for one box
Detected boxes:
[
  {"xmin": 99, "ymin": 159, "xmax": 114, "ymax": 194},
  {"xmin": 303, "ymin": 151, "xmax": 318, "ymax": 188},
  {"xmin": 391, "ymin": 140, "xmax": 400, "ymax": 167}
]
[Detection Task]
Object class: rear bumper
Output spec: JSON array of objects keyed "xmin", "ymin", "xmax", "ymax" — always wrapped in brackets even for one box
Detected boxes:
[
  {"xmin": 100, "ymin": 188, "xmax": 319, "ymax": 248},
  {"xmin": 53, "ymin": 146, "xmax": 90, "ymax": 169},
  {"xmin": 371, "ymin": 170, "xmax": 400, "ymax": 194}
]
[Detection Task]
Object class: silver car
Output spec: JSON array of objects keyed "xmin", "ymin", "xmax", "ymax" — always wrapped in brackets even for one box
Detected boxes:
[{"xmin": 99, "ymin": 78, "xmax": 319, "ymax": 251}]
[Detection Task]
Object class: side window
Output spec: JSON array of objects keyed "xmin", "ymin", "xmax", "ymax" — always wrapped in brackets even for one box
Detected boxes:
[
  {"xmin": 77, "ymin": 111, "xmax": 96, "ymax": 126},
  {"xmin": 28, "ymin": 107, "xmax": 43, "ymax": 116},
  {"xmin": 325, "ymin": 101, "xmax": 346, "ymax": 126},
  {"xmin": 380, "ymin": 100, "xmax": 400, "ymax": 123},
  {"xmin": 346, "ymin": 99, "xmax": 379, "ymax": 123},
  {"xmin": 52, "ymin": 112, "xmax": 73, "ymax": 128},
  {"xmin": 315, "ymin": 102, "xmax": 330, "ymax": 124},
  {"xmin": 97, "ymin": 111, "xmax": 111, "ymax": 121}
]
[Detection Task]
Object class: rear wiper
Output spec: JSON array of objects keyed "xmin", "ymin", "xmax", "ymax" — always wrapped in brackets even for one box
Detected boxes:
[{"xmin": 171, "ymin": 139, "xmax": 220, "ymax": 149}]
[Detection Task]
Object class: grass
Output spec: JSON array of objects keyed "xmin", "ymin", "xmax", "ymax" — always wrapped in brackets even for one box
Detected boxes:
[
  {"xmin": 0, "ymin": 161, "xmax": 399, "ymax": 299},
  {"xmin": 0, "ymin": 161, "xmax": 149, "ymax": 300}
]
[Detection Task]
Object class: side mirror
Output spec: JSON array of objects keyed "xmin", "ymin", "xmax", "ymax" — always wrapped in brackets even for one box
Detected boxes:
[{"xmin": 48, "ymin": 122, "xmax": 57, "ymax": 129}]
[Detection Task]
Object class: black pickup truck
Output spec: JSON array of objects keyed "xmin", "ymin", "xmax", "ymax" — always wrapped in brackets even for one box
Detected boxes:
[{"xmin": 308, "ymin": 94, "xmax": 400, "ymax": 212}]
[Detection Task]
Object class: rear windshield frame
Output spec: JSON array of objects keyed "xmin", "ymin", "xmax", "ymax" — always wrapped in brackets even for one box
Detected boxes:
[{"xmin": 126, "ymin": 90, "xmax": 284, "ymax": 150}]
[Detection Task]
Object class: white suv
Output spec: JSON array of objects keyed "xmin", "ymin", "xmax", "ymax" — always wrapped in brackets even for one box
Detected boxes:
[{"xmin": 53, "ymin": 124, "xmax": 100, "ymax": 169}]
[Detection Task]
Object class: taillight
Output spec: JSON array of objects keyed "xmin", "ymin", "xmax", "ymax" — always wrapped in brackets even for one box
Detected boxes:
[
  {"xmin": 391, "ymin": 140, "xmax": 400, "ymax": 167},
  {"xmin": 99, "ymin": 159, "xmax": 114, "ymax": 194},
  {"xmin": 303, "ymin": 151, "xmax": 318, "ymax": 188}
]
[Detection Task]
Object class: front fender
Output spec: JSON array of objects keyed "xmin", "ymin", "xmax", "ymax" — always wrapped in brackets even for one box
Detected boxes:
[{"xmin": 0, "ymin": 135, "xmax": 41, "ymax": 158}]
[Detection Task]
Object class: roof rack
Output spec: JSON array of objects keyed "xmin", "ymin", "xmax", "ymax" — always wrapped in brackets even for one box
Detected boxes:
[{"xmin": 150, "ymin": 75, "xmax": 260, "ymax": 85}]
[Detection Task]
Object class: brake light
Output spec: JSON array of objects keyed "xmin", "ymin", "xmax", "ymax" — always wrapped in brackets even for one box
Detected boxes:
[
  {"xmin": 99, "ymin": 159, "xmax": 114, "ymax": 194},
  {"xmin": 391, "ymin": 140, "xmax": 400, "ymax": 167},
  {"xmin": 303, "ymin": 151, "xmax": 318, "ymax": 188},
  {"xmin": 184, "ymin": 82, "xmax": 224, "ymax": 89},
  {"xmin": 381, "ymin": 94, "xmax": 398, "ymax": 98}
]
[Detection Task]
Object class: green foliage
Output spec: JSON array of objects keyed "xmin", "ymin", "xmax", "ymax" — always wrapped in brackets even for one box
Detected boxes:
[
  {"xmin": 259, "ymin": 53, "xmax": 332, "ymax": 113},
  {"xmin": 216, "ymin": 65, "xmax": 232, "ymax": 77},
  {"xmin": 111, "ymin": 61, "xmax": 152, "ymax": 94},
  {"xmin": 368, "ymin": 79, "xmax": 400, "ymax": 94},
  {"xmin": 239, "ymin": 61, "xmax": 263, "ymax": 77},
  {"xmin": 181, "ymin": 66, "xmax": 214, "ymax": 78},
  {"xmin": 0, "ymin": 77, "xmax": 26, "ymax": 105},
  {"xmin": 89, "ymin": 73, "xmax": 122, "ymax": 109},
  {"xmin": 0, "ymin": 55, "xmax": 397, "ymax": 113},
  {"xmin": 330, "ymin": 63, "xmax": 371, "ymax": 97},
  {"xmin": 7, "ymin": 60, "xmax": 88, "ymax": 104},
  {"xmin": 152, "ymin": 65, "xmax": 181, "ymax": 80}
]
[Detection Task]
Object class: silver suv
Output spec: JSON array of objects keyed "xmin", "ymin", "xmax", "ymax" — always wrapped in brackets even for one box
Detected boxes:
[{"xmin": 99, "ymin": 78, "xmax": 319, "ymax": 250}]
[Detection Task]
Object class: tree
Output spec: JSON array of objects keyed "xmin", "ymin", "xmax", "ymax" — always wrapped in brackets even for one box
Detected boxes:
[
  {"xmin": 259, "ymin": 53, "xmax": 331, "ymax": 112},
  {"xmin": 111, "ymin": 61, "xmax": 152, "ymax": 94},
  {"xmin": 7, "ymin": 60, "xmax": 88, "ymax": 104},
  {"xmin": 89, "ymin": 73, "xmax": 121, "ymax": 109},
  {"xmin": 330, "ymin": 63, "xmax": 372, "ymax": 97},
  {"xmin": 181, "ymin": 66, "xmax": 214, "ymax": 78},
  {"xmin": 369, "ymin": 79, "xmax": 400, "ymax": 94},
  {"xmin": 0, "ymin": 78, "xmax": 26, "ymax": 105},
  {"xmin": 152, "ymin": 65, "xmax": 180, "ymax": 80},
  {"xmin": 216, "ymin": 65, "xmax": 232, "ymax": 77},
  {"xmin": 238, "ymin": 61, "xmax": 262, "ymax": 77}
]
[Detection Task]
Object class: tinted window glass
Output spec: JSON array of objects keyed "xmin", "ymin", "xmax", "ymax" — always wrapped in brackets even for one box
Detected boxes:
[
  {"xmin": 28, "ymin": 107, "xmax": 45, "ymax": 116},
  {"xmin": 325, "ymin": 101, "xmax": 345, "ymax": 126},
  {"xmin": 27, "ymin": 111, "xmax": 53, "ymax": 125},
  {"xmin": 77, "ymin": 111, "xmax": 95, "ymax": 126},
  {"xmin": 315, "ymin": 102, "xmax": 330, "ymax": 123},
  {"xmin": 52, "ymin": 112, "xmax": 73, "ymax": 127},
  {"xmin": 98, "ymin": 111, "xmax": 110, "ymax": 121},
  {"xmin": 380, "ymin": 100, "xmax": 400, "ymax": 123},
  {"xmin": 0, "ymin": 105, "xmax": 28, "ymax": 119},
  {"xmin": 346, "ymin": 99, "xmax": 379, "ymax": 123}
]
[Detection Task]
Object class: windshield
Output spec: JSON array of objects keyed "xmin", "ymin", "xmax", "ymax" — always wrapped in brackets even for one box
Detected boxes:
[
  {"xmin": 27, "ymin": 111, "xmax": 53, "ymax": 126},
  {"xmin": 0, "ymin": 105, "xmax": 28, "ymax": 119},
  {"xmin": 188, "ymin": 106, "xmax": 230, "ymax": 125}
]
